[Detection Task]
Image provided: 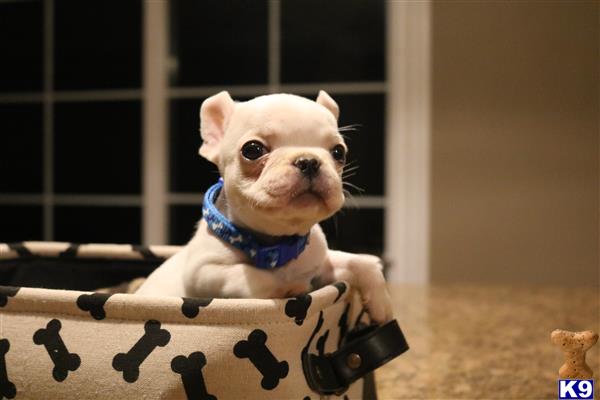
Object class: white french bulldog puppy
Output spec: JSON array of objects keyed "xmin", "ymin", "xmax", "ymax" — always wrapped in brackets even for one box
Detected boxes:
[{"xmin": 136, "ymin": 91, "xmax": 393, "ymax": 323}]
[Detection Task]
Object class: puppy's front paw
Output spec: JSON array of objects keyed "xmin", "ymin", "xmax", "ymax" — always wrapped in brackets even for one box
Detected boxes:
[
  {"xmin": 351, "ymin": 255, "xmax": 393, "ymax": 324},
  {"xmin": 363, "ymin": 283, "xmax": 393, "ymax": 324}
]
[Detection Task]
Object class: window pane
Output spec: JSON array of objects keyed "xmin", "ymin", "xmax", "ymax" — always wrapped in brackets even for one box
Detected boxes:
[
  {"xmin": 169, "ymin": 205, "xmax": 201, "ymax": 245},
  {"xmin": 169, "ymin": 0, "xmax": 268, "ymax": 86},
  {"xmin": 170, "ymin": 99, "xmax": 220, "ymax": 192},
  {"xmin": 54, "ymin": 101, "xmax": 141, "ymax": 194},
  {"xmin": 321, "ymin": 208, "xmax": 384, "ymax": 255},
  {"xmin": 54, "ymin": 206, "xmax": 141, "ymax": 244},
  {"xmin": 0, "ymin": 1, "xmax": 43, "ymax": 92},
  {"xmin": 0, "ymin": 205, "xmax": 43, "ymax": 242},
  {"xmin": 336, "ymin": 94, "xmax": 385, "ymax": 196},
  {"xmin": 54, "ymin": 0, "xmax": 141, "ymax": 90},
  {"xmin": 281, "ymin": 0, "xmax": 385, "ymax": 83},
  {"xmin": 0, "ymin": 104, "xmax": 43, "ymax": 193}
]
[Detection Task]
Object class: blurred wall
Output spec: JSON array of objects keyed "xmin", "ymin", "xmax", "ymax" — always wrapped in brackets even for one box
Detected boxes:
[{"xmin": 431, "ymin": 1, "xmax": 599, "ymax": 286}]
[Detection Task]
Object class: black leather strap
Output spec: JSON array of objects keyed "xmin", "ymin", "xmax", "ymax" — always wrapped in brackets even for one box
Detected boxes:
[
  {"xmin": 331, "ymin": 320, "xmax": 409, "ymax": 386},
  {"xmin": 302, "ymin": 319, "xmax": 409, "ymax": 395}
]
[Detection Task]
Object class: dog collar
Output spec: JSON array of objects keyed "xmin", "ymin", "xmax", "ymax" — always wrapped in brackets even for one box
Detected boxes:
[{"xmin": 202, "ymin": 178, "xmax": 309, "ymax": 269}]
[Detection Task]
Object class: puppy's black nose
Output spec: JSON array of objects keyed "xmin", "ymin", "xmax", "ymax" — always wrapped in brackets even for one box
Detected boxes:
[{"xmin": 294, "ymin": 157, "xmax": 320, "ymax": 178}]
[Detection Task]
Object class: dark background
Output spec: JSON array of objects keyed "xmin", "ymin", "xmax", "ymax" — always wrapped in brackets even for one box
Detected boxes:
[
  {"xmin": 0, "ymin": 0, "xmax": 386, "ymax": 255},
  {"xmin": 1, "ymin": 0, "xmax": 598, "ymax": 287}
]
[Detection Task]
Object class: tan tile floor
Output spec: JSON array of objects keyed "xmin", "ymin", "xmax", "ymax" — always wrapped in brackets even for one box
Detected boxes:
[{"xmin": 375, "ymin": 284, "xmax": 599, "ymax": 399}]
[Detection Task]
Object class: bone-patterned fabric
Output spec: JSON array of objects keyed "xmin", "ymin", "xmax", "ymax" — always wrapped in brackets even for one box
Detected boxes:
[{"xmin": 0, "ymin": 242, "xmax": 366, "ymax": 399}]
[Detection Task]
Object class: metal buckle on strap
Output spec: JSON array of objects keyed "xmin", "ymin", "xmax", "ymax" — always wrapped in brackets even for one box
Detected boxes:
[
  {"xmin": 302, "ymin": 351, "xmax": 349, "ymax": 395},
  {"xmin": 302, "ymin": 319, "xmax": 409, "ymax": 395}
]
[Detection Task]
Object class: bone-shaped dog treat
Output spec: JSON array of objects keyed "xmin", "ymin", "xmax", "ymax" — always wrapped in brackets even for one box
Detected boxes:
[
  {"xmin": 112, "ymin": 320, "xmax": 170, "ymax": 383},
  {"xmin": 0, "ymin": 339, "xmax": 16, "ymax": 399},
  {"xmin": 76, "ymin": 292, "xmax": 112, "ymax": 320},
  {"xmin": 33, "ymin": 319, "xmax": 81, "ymax": 382},
  {"xmin": 551, "ymin": 329, "xmax": 599, "ymax": 379},
  {"xmin": 285, "ymin": 294, "xmax": 312, "ymax": 325},
  {"xmin": 171, "ymin": 352, "xmax": 216, "ymax": 400},
  {"xmin": 234, "ymin": 329, "xmax": 289, "ymax": 390}
]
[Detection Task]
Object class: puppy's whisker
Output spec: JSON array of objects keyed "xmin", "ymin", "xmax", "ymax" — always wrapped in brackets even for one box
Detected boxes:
[
  {"xmin": 342, "ymin": 171, "xmax": 359, "ymax": 179},
  {"xmin": 338, "ymin": 124, "xmax": 362, "ymax": 132},
  {"xmin": 342, "ymin": 181, "xmax": 365, "ymax": 193}
]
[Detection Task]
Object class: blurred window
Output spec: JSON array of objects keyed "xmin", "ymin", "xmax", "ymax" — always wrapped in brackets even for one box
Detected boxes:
[
  {"xmin": 54, "ymin": 206, "xmax": 141, "ymax": 244},
  {"xmin": 168, "ymin": 0, "xmax": 386, "ymax": 255},
  {"xmin": 169, "ymin": 0, "xmax": 268, "ymax": 86},
  {"xmin": 0, "ymin": 1, "xmax": 43, "ymax": 92},
  {"xmin": 0, "ymin": 0, "xmax": 142, "ymax": 244},
  {"xmin": 0, "ymin": 104, "xmax": 43, "ymax": 193},
  {"xmin": 0, "ymin": 0, "xmax": 386, "ymax": 255},
  {"xmin": 54, "ymin": 0, "xmax": 142, "ymax": 90},
  {"xmin": 54, "ymin": 101, "xmax": 141, "ymax": 194},
  {"xmin": 281, "ymin": 0, "xmax": 385, "ymax": 82}
]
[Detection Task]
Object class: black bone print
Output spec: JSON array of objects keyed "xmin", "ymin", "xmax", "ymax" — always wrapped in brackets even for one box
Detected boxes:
[
  {"xmin": 303, "ymin": 311, "xmax": 325, "ymax": 356},
  {"xmin": 58, "ymin": 243, "xmax": 80, "ymax": 258},
  {"xmin": 333, "ymin": 282, "xmax": 347, "ymax": 303},
  {"xmin": 33, "ymin": 319, "xmax": 81, "ymax": 382},
  {"xmin": 0, "ymin": 287, "xmax": 19, "ymax": 307},
  {"xmin": 7, "ymin": 243, "xmax": 31, "ymax": 257},
  {"xmin": 284, "ymin": 294, "xmax": 312, "ymax": 325},
  {"xmin": 337, "ymin": 303, "xmax": 351, "ymax": 348},
  {"xmin": 0, "ymin": 339, "xmax": 16, "ymax": 399},
  {"xmin": 354, "ymin": 307, "xmax": 368, "ymax": 327},
  {"xmin": 181, "ymin": 297, "xmax": 213, "ymax": 319},
  {"xmin": 302, "ymin": 311, "xmax": 345, "ymax": 394},
  {"xmin": 112, "ymin": 320, "xmax": 170, "ymax": 383},
  {"xmin": 316, "ymin": 329, "xmax": 330, "ymax": 357},
  {"xmin": 76, "ymin": 292, "xmax": 113, "ymax": 320},
  {"xmin": 171, "ymin": 352, "xmax": 217, "ymax": 400},
  {"xmin": 233, "ymin": 329, "xmax": 289, "ymax": 390},
  {"xmin": 131, "ymin": 245, "xmax": 158, "ymax": 259}
]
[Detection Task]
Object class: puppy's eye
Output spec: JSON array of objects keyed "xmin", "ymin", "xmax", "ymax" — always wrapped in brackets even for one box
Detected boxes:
[
  {"xmin": 241, "ymin": 140, "xmax": 268, "ymax": 160},
  {"xmin": 330, "ymin": 144, "xmax": 346, "ymax": 164}
]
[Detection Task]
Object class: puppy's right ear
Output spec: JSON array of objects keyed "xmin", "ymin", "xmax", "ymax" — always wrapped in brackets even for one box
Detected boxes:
[
  {"xmin": 199, "ymin": 91, "xmax": 235, "ymax": 164},
  {"xmin": 316, "ymin": 90, "xmax": 339, "ymax": 120}
]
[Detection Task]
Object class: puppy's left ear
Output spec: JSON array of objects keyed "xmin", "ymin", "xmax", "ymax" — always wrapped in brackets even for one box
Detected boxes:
[
  {"xmin": 199, "ymin": 91, "xmax": 235, "ymax": 164},
  {"xmin": 316, "ymin": 90, "xmax": 339, "ymax": 120}
]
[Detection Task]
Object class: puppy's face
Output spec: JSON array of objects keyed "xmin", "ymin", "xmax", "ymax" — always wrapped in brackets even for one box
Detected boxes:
[{"xmin": 198, "ymin": 91, "xmax": 346, "ymax": 236}]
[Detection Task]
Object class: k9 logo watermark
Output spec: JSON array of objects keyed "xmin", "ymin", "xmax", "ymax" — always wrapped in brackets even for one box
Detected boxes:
[{"xmin": 558, "ymin": 380, "xmax": 594, "ymax": 400}]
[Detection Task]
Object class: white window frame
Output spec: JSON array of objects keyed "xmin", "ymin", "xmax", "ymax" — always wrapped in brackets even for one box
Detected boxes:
[{"xmin": 385, "ymin": 0, "xmax": 431, "ymax": 284}]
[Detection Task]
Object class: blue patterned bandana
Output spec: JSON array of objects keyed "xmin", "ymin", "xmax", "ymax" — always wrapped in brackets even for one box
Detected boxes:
[{"xmin": 202, "ymin": 179, "xmax": 309, "ymax": 269}]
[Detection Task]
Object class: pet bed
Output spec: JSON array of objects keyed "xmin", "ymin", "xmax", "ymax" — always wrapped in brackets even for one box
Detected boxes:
[{"xmin": 0, "ymin": 241, "xmax": 408, "ymax": 399}]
